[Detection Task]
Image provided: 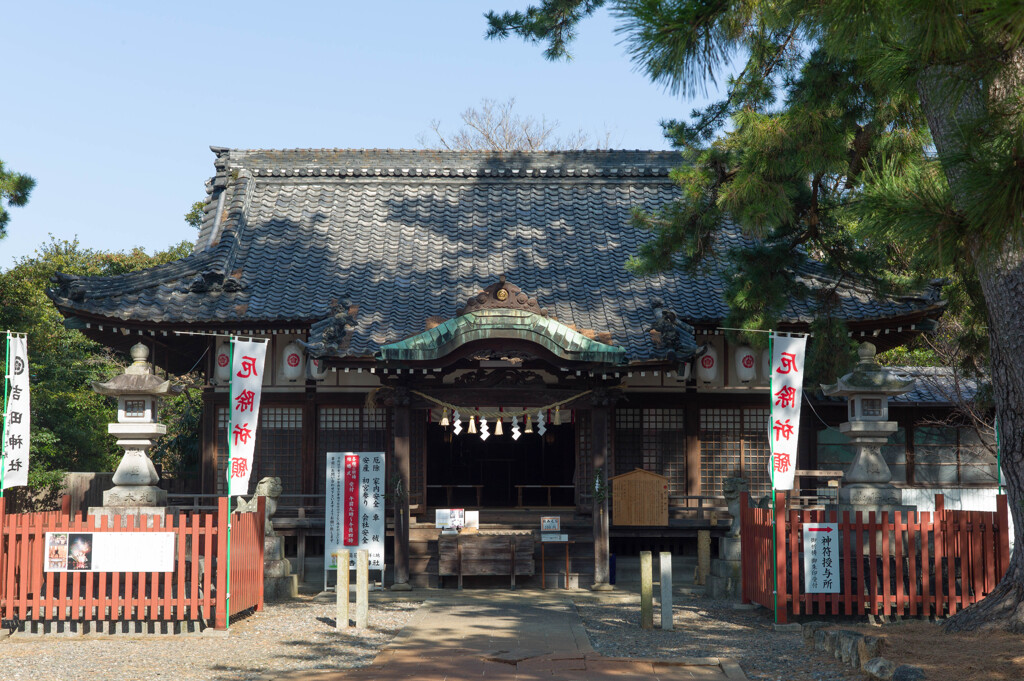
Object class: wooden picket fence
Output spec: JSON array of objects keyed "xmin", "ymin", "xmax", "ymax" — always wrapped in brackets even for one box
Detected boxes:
[
  {"xmin": 740, "ymin": 492, "xmax": 1011, "ymax": 623},
  {"xmin": 0, "ymin": 496, "xmax": 264, "ymax": 630}
]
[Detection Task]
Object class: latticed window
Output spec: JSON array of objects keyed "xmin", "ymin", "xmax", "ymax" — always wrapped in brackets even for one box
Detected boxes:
[
  {"xmin": 317, "ymin": 408, "xmax": 390, "ymax": 494},
  {"xmin": 216, "ymin": 406, "xmax": 303, "ymax": 495},
  {"xmin": 700, "ymin": 408, "xmax": 770, "ymax": 498},
  {"xmin": 614, "ymin": 408, "xmax": 686, "ymax": 495}
]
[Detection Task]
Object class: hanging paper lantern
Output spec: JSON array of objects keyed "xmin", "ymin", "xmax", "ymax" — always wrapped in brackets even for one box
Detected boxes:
[
  {"xmin": 452, "ymin": 410, "xmax": 463, "ymax": 435},
  {"xmin": 479, "ymin": 417, "xmax": 490, "ymax": 441},
  {"xmin": 762, "ymin": 348, "xmax": 772, "ymax": 382},
  {"xmin": 307, "ymin": 356, "xmax": 328, "ymax": 381},
  {"xmin": 468, "ymin": 415, "xmax": 477, "ymax": 434},
  {"xmin": 696, "ymin": 344, "xmax": 719, "ymax": 383},
  {"xmin": 440, "ymin": 407, "xmax": 450, "ymax": 427},
  {"xmin": 511, "ymin": 415, "xmax": 521, "ymax": 440},
  {"xmin": 734, "ymin": 345, "xmax": 757, "ymax": 383},
  {"xmin": 495, "ymin": 417, "xmax": 503, "ymax": 436},
  {"xmin": 281, "ymin": 341, "xmax": 305, "ymax": 382},
  {"xmin": 214, "ymin": 341, "xmax": 231, "ymax": 384}
]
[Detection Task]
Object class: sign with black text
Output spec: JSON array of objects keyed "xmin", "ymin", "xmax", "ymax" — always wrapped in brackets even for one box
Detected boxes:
[
  {"xmin": 325, "ymin": 451, "xmax": 384, "ymax": 573},
  {"xmin": 802, "ymin": 523, "xmax": 840, "ymax": 593},
  {"xmin": 2, "ymin": 334, "xmax": 30, "ymax": 489}
]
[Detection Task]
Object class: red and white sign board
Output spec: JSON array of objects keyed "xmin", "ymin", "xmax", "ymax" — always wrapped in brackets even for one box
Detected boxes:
[
  {"xmin": 44, "ymin": 531, "xmax": 174, "ymax": 573},
  {"xmin": 325, "ymin": 451, "xmax": 385, "ymax": 573},
  {"xmin": 768, "ymin": 334, "xmax": 807, "ymax": 490},
  {"xmin": 802, "ymin": 523, "xmax": 840, "ymax": 593},
  {"xmin": 227, "ymin": 338, "xmax": 268, "ymax": 497}
]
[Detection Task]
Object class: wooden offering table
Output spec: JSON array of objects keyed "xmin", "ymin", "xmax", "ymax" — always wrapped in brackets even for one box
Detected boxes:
[{"xmin": 438, "ymin": 532, "xmax": 534, "ymax": 589}]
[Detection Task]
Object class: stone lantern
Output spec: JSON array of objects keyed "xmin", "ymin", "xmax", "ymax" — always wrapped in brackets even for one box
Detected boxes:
[
  {"xmin": 90, "ymin": 343, "xmax": 180, "ymax": 522},
  {"xmin": 821, "ymin": 342, "xmax": 915, "ymax": 511}
]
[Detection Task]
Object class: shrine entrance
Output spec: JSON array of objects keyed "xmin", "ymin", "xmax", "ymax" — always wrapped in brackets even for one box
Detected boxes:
[{"xmin": 425, "ymin": 422, "xmax": 576, "ymax": 508}]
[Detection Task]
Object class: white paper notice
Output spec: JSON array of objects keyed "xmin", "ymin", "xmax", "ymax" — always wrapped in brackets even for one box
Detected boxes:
[
  {"xmin": 325, "ymin": 452, "xmax": 385, "ymax": 573},
  {"xmin": 44, "ymin": 532, "xmax": 175, "ymax": 572}
]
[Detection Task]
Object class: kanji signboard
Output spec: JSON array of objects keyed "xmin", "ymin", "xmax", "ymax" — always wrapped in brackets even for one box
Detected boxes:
[
  {"xmin": 2, "ymin": 334, "xmax": 30, "ymax": 490},
  {"xmin": 227, "ymin": 338, "xmax": 267, "ymax": 497},
  {"xmin": 768, "ymin": 334, "xmax": 806, "ymax": 490},
  {"xmin": 325, "ymin": 451, "xmax": 385, "ymax": 574},
  {"xmin": 802, "ymin": 523, "xmax": 840, "ymax": 593}
]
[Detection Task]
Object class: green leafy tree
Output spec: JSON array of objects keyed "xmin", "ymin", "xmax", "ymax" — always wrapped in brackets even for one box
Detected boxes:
[
  {"xmin": 0, "ymin": 159, "xmax": 36, "ymax": 238},
  {"xmin": 489, "ymin": 1, "xmax": 1024, "ymax": 631},
  {"xmin": 0, "ymin": 238, "xmax": 199, "ymax": 509},
  {"xmin": 185, "ymin": 200, "xmax": 205, "ymax": 229}
]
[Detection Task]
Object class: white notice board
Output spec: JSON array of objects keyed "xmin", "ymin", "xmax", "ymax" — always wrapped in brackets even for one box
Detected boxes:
[
  {"xmin": 325, "ymin": 452, "xmax": 385, "ymax": 577},
  {"xmin": 802, "ymin": 523, "xmax": 840, "ymax": 593},
  {"xmin": 44, "ymin": 532, "xmax": 175, "ymax": 572}
]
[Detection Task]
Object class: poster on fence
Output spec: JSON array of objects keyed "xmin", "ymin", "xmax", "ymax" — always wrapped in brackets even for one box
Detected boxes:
[
  {"xmin": 325, "ymin": 451, "xmax": 385, "ymax": 574},
  {"xmin": 44, "ymin": 532, "xmax": 175, "ymax": 572},
  {"xmin": 802, "ymin": 523, "xmax": 840, "ymax": 593}
]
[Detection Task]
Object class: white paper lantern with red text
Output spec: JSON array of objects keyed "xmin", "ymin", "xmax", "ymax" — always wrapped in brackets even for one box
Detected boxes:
[
  {"xmin": 734, "ymin": 345, "xmax": 757, "ymax": 383},
  {"xmin": 281, "ymin": 341, "xmax": 305, "ymax": 382},
  {"xmin": 307, "ymin": 356, "xmax": 327, "ymax": 381},
  {"xmin": 696, "ymin": 345, "xmax": 719, "ymax": 383},
  {"xmin": 214, "ymin": 342, "xmax": 231, "ymax": 384},
  {"xmin": 762, "ymin": 349, "xmax": 772, "ymax": 383}
]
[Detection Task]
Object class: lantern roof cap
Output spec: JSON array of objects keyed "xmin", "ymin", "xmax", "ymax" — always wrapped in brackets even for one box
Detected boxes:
[
  {"xmin": 92, "ymin": 343, "xmax": 181, "ymax": 397},
  {"xmin": 820, "ymin": 342, "xmax": 915, "ymax": 397}
]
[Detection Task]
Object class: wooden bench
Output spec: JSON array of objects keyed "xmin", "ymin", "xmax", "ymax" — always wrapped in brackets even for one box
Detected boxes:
[
  {"xmin": 438, "ymin": 534, "xmax": 534, "ymax": 589},
  {"xmin": 514, "ymin": 484, "xmax": 575, "ymax": 507}
]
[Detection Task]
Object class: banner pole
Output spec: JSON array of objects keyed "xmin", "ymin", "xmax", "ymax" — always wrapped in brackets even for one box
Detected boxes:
[
  {"xmin": 225, "ymin": 337, "xmax": 235, "ymax": 630},
  {"xmin": 0, "ymin": 332, "xmax": 10, "ymax": 497},
  {"xmin": 768, "ymin": 332, "xmax": 778, "ymax": 624},
  {"xmin": 996, "ymin": 415, "xmax": 1003, "ymax": 495}
]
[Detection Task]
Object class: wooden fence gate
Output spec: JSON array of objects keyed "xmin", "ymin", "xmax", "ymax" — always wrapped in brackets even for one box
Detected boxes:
[
  {"xmin": 0, "ymin": 496, "xmax": 264, "ymax": 630},
  {"xmin": 740, "ymin": 491, "xmax": 1011, "ymax": 623}
]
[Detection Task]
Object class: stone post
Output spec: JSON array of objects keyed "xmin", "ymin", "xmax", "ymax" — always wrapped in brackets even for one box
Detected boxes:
[
  {"xmin": 335, "ymin": 550, "xmax": 350, "ymax": 630},
  {"xmin": 356, "ymin": 549, "xmax": 369, "ymax": 629},
  {"xmin": 660, "ymin": 552, "xmax": 673, "ymax": 631},
  {"xmin": 640, "ymin": 551, "xmax": 653, "ymax": 629}
]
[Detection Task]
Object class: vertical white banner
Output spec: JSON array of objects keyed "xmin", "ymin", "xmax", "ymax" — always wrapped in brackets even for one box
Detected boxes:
[
  {"xmin": 325, "ymin": 451, "xmax": 385, "ymax": 574},
  {"xmin": 769, "ymin": 334, "xmax": 807, "ymax": 490},
  {"xmin": 3, "ymin": 335, "xmax": 30, "ymax": 489},
  {"xmin": 227, "ymin": 338, "xmax": 267, "ymax": 497}
]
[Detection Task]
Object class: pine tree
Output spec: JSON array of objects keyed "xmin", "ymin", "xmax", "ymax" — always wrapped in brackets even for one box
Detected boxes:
[
  {"xmin": 0, "ymin": 159, "xmax": 35, "ymax": 238},
  {"xmin": 489, "ymin": 0, "xmax": 1024, "ymax": 631}
]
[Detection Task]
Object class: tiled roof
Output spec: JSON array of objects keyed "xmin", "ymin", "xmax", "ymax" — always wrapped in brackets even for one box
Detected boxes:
[
  {"xmin": 891, "ymin": 367, "xmax": 981, "ymax": 404},
  {"xmin": 47, "ymin": 148, "xmax": 946, "ymax": 363}
]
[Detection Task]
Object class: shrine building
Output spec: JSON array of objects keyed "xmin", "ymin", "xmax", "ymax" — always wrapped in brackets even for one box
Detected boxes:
[{"xmin": 48, "ymin": 148, "xmax": 956, "ymax": 588}]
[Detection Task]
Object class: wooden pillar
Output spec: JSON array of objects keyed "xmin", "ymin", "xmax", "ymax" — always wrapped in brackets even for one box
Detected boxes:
[
  {"xmin": 391, "ymin": 388, "xmax": 412, "ymax": 590},
  {"xmin": 591, "ymin": 391, "xmax": 613, "ymax": 591},
  {"xmin": 301, "ymin": 385, "xmax": 317, "ymax": 495},
  {"xmin": 201, "ymin": 385, "xmax": 218, "ymax": 495}
]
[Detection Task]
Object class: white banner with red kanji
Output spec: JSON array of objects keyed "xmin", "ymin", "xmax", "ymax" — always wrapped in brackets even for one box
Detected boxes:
[
  {"xmin": 769, "ymin": 333, "xmax": 806, "ymax": 490},
  {"xmin": 3, "ymin": 334, "xmax": 30, "ymax": 489},
  {"xmin": 227, "ymin": 338, "xmax": 268, "ymax": 497}
]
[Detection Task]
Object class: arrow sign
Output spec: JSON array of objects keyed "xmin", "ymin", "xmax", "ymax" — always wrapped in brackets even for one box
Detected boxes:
[{"xmin": 808, "ymin": 527, "xmax": 834, "ymax": 533}]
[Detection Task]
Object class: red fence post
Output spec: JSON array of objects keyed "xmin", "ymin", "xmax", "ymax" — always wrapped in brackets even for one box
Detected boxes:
[
  {"xmin": 774, "ymin": 491, "xmax": 788, "ymax": 624},
  {"xmin": 215, "ymin": 497, "xmax": 228, "ymax": 630},
  {"xmin": 60, "ymin": 495, "xmax": 71, "ymax": 517},
  {"xmin": 256, "ymin": 496, "xmax": 266, "ymax": 612},
  {"xmin": 740, "ymin": 492, "xmax": 750, "ymax": 604}
]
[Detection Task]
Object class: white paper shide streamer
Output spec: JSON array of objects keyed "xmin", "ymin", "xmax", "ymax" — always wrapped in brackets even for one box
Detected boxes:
[
  {"xmin": 3, "ymin": 335, "xmax": 30, "ymax": 489},
  {"xmin": 768, "ymin": 334, "xmax": 807, "ymax": 491},
  {"xmin": 227, "ymin": 338, "xmax": 268, "ymax": 496}
]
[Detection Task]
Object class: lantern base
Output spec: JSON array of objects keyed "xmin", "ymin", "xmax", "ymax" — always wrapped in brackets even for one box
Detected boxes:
[{"xmin": 102, "ymin": 484, "xmax": 168, "ymax": 508}]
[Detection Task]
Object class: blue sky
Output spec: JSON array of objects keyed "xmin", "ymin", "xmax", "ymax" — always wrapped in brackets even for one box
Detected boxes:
[{"xmin": 1, "ymin": 2, "xmax": 725, "ymax": 269}]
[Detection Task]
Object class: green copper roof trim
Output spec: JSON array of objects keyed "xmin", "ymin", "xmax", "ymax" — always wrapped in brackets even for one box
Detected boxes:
[{"xmin": 376, "ymin": 309, "xmax": 627, "ymax": 364}]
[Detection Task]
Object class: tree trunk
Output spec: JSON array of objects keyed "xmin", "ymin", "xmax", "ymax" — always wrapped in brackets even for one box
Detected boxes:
[{"xmin": 917, "ymin": 52, "xmax": 1024, "ymax": 632}]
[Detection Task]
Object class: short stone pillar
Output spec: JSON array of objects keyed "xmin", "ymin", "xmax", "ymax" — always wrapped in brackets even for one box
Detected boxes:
[
  {"xmin": 821, "ymin": 343, "xmax": 916, "ymax": 515},
  {"xmin": 89, "ymin": 343, "xmax": 179, "ymax": 525},
  {"xmin": 707, "ymin": 477, "xmax": 746, "ymax": 599}
]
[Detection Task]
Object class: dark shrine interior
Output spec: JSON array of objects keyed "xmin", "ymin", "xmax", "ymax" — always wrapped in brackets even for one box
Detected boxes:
[{"xmin": 425, "ymin": 422, "xmax": 576, "ymax": 507}]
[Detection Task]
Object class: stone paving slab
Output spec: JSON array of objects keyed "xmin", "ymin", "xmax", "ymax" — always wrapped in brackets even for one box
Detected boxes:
[{"xmin": 274, "ymin": 597, "xmax": 746, "ymax": 681}]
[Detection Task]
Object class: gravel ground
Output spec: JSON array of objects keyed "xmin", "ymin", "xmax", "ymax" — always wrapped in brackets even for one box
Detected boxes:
[
  {"xmin": 575, "ymin": 593, "xmax": 866, "ymax": 681},
  {"xmin": 0, "ymin": 597, "xmax": 420, "ymax": 681}
]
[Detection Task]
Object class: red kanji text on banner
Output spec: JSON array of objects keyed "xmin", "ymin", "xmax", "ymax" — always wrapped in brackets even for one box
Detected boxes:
[
  {"xmin": 227, "ymin": 338, "xmax": 267, "ymax": 497},
  {"xmin": 769, "ymin": 334, "xmax": 807, "ymax": 490}
]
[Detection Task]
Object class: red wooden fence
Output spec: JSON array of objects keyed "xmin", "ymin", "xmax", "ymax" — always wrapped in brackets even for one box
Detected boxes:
[
  {"xmin": 0, "ymin": 495, "xmax": 264, "ymax": 630},
  {"xmin": 740, "ymin": 492, "xmax": 1011, "ymax": 623}
]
